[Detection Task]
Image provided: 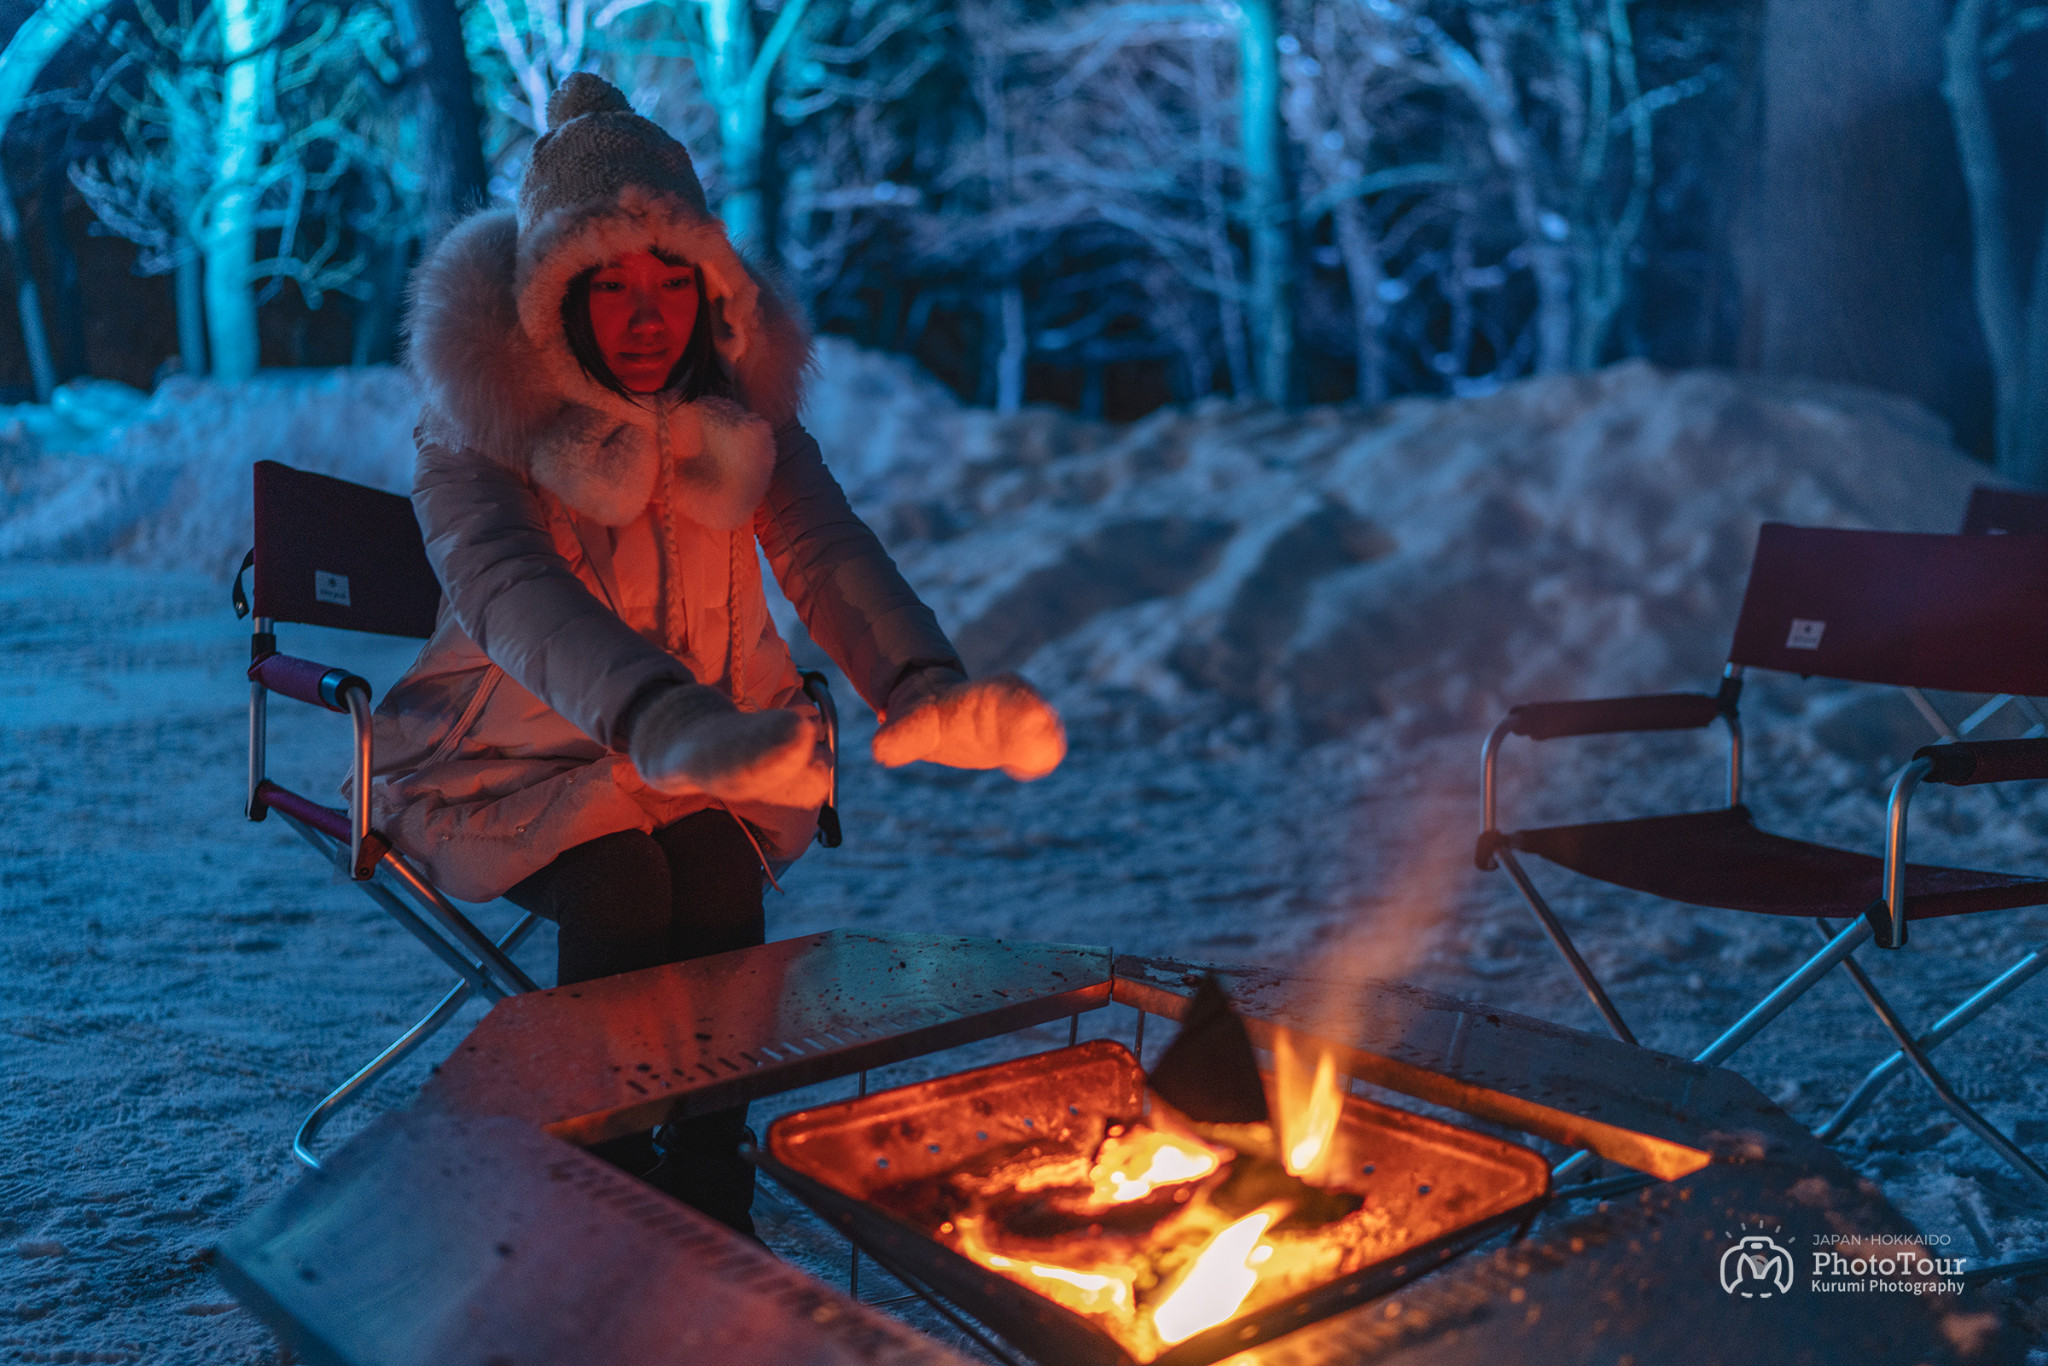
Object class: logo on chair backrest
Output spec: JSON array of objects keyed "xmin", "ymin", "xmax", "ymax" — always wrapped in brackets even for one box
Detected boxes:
[
  {"xmin": 1785, "ymin": 618, "xmax": 1825, "ymax": 650},
  {"xmin": 315, "ymin": 571, "xmax": 352, "ymax": 607}
]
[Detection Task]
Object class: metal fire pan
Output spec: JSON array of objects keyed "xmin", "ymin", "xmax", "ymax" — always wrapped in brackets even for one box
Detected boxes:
[{"xmin": 756, "ymin": 1041, "xmax": 1551, "ymax": 1366}]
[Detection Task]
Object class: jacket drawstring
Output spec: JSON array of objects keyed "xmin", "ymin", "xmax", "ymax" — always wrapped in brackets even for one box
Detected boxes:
[
  {"xmin": 655, "ymin": 401, "xmax": 747, "ymax": 709},
  {"xmin": 727, "ymin": 526, "xmax": 746, "ymax": 708},
  {"xmin": 654, "ymin": 405, "xmax": 686, "ymax": 658}
]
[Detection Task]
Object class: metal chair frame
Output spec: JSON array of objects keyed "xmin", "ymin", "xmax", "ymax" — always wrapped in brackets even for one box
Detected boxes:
[
  {"xmin": 236, "ymin": 460, "xmax": 843, "ymax": 1169},
  {"xmin": 242, "ymin": 605, "xmax": 544, "ymax": 1169},
  {"xmin": 1479, "ymin": 525, "xmax": 2048, "ymax": 1199},
  {"xmin": 1810, "ymin": 489, "xmax": 2048, "ymax": 1151}
]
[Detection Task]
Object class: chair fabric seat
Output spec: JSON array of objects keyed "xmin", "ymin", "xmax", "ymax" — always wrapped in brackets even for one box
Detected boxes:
[{"xmin": 1511, "ymin": 805, "xmax": 2048, "ymax": 922}]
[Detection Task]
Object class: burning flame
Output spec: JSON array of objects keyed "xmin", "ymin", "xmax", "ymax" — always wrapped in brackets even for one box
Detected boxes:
[
  {"xmin": 955, "ymin": 1218, "xmax": 1136, "ymax": 1316},
  {"xmin": 988, "ymin": 1253, "xmax": 1134, "ymax": 1315},
  {"xmin": 1274, "ymin": 1031, "xmax": 1344, "ymax": 1182},
  {"xmin": 1151, "ymin": 1206, "xmax": 1282, "ymax": 1344},
  {"xmin": 1089, "ymin": 1126, "xmax": 1222, "ymax": 1204}
]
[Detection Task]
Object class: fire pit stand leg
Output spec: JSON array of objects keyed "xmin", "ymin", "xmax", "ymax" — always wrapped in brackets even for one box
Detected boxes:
[
  {"xmin": 849, "ymin": 1070, "xmax": 868, "ymax": 1297},
  {"xmin": 1133, "ymin": 1008, "xmax": 1145, "ymax": 1067},
  {"xmin": 1068, "ymin": 1013, "xmax": 1079, "ymax": 1046},
  {"xmin": 837, "ymin": 1228, "xmax": 1030, "ymax": 1366}
]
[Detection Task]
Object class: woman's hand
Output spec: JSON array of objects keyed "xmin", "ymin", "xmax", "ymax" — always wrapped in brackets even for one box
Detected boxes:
[
  {"xmin": 629, "ymin": 685, "xmax": 831, "ymax": 808},
  {"xmin": 871, "ymin": 669, "xmax": 1067, "ymax": 780}
]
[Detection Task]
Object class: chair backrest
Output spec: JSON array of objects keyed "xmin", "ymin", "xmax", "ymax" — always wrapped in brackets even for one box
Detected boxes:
[
  {"xmin": 1962, "ymin": 484, "xmax": 2048, "ymax": 537},
  {"xmin": 1728, "ymin": 522, "xmax": 2048, "ymax": 696},
  {"xmin": 252, "ymin": 460, "xmax": 441, "ymax": 638}
]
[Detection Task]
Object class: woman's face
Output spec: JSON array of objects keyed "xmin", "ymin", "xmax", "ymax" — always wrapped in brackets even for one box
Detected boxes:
[{"xmin": 587, "ymin": 251, "xmax": 699, "ymax": 393}]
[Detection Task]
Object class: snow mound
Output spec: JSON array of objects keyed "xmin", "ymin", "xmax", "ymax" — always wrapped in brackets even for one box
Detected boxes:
[
  {"xmin": 0, "ymin": 368, "xmax": 420, "ymax": 573},
  {"xmin": 0, "ymin": 350, "xmax": 1993, "ymax": 744},
  {"xmin": 0, "ymin": 340, "xmax": 966, "ymax": 574},
  {"xmin": 850, "ymin": 361, "xmax": 1988, "ymax": 742}
]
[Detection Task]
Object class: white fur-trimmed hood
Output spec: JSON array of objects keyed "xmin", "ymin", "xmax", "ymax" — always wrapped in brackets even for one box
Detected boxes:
[{"xmin": 405, "ymin": 199, "xmax": 813, "ymax": 527}]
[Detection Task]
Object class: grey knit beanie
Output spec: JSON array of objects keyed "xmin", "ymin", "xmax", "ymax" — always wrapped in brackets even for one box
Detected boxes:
[
  {"xmin": 504, "ymin": 71, "xmax": 808, "ymax": 429},
  {"xmin": 517, "ymin": 72, "xmax": 709, "ymax": 233}
]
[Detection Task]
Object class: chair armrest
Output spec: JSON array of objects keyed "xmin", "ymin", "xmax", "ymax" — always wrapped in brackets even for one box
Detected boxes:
[
  {"xmin": 1504, "ymin": 692, "xmax": 1724, "ymax": 741},
  {"xmin": 249, "ymin": 652, "xmax": 371, "ymax": 712},
  {"xmin": 1482, "ymin": 681, "xmax": 1744, "ymax": 866},
  {"xmin": 1914, "ymin": 738, "xmax": 2048, "ymax": 787},
  {"xmin": 252, "ymin": 779, "xmax": 391, "ymax": 867}
]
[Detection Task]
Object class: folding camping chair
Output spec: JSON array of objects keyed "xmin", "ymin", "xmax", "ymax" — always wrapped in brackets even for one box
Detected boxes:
[
  {"xmin": 1476, "ymin": 522, "xmax": 2048, "ymax": 1195},
  {"xmin": 1884, "ymin": 484, "xmax": 2048, "ymax": 746},
  {"xmin": 1963, "ymin": 482, "xmax": 2048, "ymax": 538},
  {"xmin": 1811, "ymin": 487, "xmax": 2048, "ymax": 1147},
  {"xmin": 233, "ymin": 460, "xmax": 542, "ymax": 1168},
  {"xmin": 234, "ymin": 460, "xmax": 845, "ymax": 1169}
]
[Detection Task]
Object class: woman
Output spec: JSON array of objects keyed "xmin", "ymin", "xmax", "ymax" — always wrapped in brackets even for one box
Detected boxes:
[{"xmin": 371, "ymin": 72, "xmax": 1065, "ymax": 1235}]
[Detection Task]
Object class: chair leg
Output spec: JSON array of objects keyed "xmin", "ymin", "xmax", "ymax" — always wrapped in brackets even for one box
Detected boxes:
[
  {"xmin": 1816, "ymin": 919, "xmax": 2048, "ymax": 1200},
  {"xmin": 293, "ymin": 912, "xmax": 542, "ymax": 1170},
  {"xmin": 1693, "ymin": 918, "xmax": 1871, "ymax": 1068},
  {"xmin": 1818, "ymin": 942, "xmax": 2048, "ymax": 1141},
  {"xmin": 1496, "ymin": 848, "xmax": 1638, "ymax": 1045},
  {"xmin": 278, "ymin": 811, "xmax": 505, "ymax": 998},
  {"xmin": 295, "ymin": 978, "xmax": 473, "ymax": 1170},
  {"xmin": 378, "ymin": 853, "xmax": 543, "ymax": 996}
]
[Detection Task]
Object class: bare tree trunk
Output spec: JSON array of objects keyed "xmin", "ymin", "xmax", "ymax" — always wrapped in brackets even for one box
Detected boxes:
[
  {"xmin": 0, "ymin": 171, "xmax": 54, "ymax": 401},
  {"xmin": 1946, "ymin": 0, "xmax": 2048, "ymax": 484},
  {"xmin": 2022, "ymin": 193, "xmax": 2048, "ymax": 474},
  {"xmin": 1568, "ymin": 0, "xmax": 1654, "ymax": 370},
  {"xmin": 1195, "ymin": 40, "xmax": 1249, "ymax": 398},
  {"xmin": 38, "ymin": 157, "xmax": 85, "ymax": 380},
  {"xmin": 171, "ymin": 91, "xmax": 209, "ymax": 378},
  {"xmin": 996, "ymin": 282, "xmax": 1026, "ymax": 413},
  {"xmin": 1440, "ymin": 17, "xmax": 1572, "ymax": 373},
  {"xmin": 698, "ymin": 0, "xmax": 812, "ymax": 252},
  {"xmin": 1236, "ymin": 0, "xmax": 1291, "ymax": 404},
  {"xmin": 175, "ymin": 251, "xmax": 206, "ymax": 377},
  {"xmin": 970, "ymin": 10, "xmax": 1025, "ymax": 414},
  {"xmin": 1330, "ymin": 196, "xmax": 1385, "ymax": 404},
  {"xmin": 397, "ymin": 0, "xmax": 490, "ymax": 229},
  {"xmin": 204, "ymin": 0, "xmax": 271, "ymax": 382},
  {"xmin": 1448, "ymin": 195, "xmax": 1474, "ymax": 379},
  {"xmin": 703, "ymin": 0, "xmax": 760, "ymax": 244},
  {"xmin": 352, "ymin": 238, "xmax": 411, "ymax": 366}
]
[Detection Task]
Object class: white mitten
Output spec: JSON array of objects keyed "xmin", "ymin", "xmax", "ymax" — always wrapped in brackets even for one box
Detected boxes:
[
  {"xmin": 871, "ymin": 669, "xmax": 1066, "ymax": 781},
  {"xmin": 628, "ymin": 684, "xmax": 830, "ymax": 807}
]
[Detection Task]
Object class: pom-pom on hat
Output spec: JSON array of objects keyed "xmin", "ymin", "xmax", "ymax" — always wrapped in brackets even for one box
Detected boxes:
[{"xmin": 517, "ymin": 71, "xmax": 709, "ymax": 231}]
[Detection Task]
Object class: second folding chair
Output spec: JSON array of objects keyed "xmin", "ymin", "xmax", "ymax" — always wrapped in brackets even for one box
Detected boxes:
[{"xmin": 1477, "ymin": 522, "xmax": 2048, "ymax": 1195}]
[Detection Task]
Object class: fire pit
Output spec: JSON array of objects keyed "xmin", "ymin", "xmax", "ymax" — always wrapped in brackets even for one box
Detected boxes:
[{"xmin": 756, "ymin": 1039, "xmax": 1550, "ymax": 1366}]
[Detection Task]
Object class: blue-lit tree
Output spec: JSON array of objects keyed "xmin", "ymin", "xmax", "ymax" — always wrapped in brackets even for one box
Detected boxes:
[
  {"xmin": 68, "ymin": 0, "xmax": 425, "ymax": 377},
  {"xmin": 1947, "ymin": 0, "xmax": 2048, "ymax": 485}
]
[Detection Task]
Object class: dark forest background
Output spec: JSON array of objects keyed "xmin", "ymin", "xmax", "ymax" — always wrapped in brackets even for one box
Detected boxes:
[{"xmin": 0, "ymin": 0, "xmax": 2044, "ymax": 475}]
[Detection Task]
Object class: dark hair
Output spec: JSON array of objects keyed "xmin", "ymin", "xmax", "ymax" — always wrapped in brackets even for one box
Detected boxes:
[{"xmin": 560, "ymin": 253, "xmax": 734, "ymax": 403}]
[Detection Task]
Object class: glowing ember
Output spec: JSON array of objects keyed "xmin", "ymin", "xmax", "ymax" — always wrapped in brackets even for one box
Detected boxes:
[
  {"xmin": 1275, "ymin": 1033, "xmax": 1345, "ymax": 1182},
  {"xmin": 1152, "ymin": 1206, "xmax": 1281, "ymax": 1344},
  {"xmin": 1089, "ymin": 1126, "xmax": 1224, "ymax": 1203},
  {"xmin": 917, "ymin": 1094, "xmax": 1381, "ymax": 1361},
  {"xmin": 985, "ymin": 1250, "xmax": 1135, "ymax": 1315},
  {"xmin": 767, "ymin": 1038, "xmax": 1556, "ymax": 1366}
]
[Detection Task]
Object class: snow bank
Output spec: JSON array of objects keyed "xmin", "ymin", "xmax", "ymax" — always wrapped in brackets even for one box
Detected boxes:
[
  {"xmin": 0, "ymin": 346, "xmax": 1992, "ymax": 741},
  {"xmin": 0, "ymin": 369, "xmax": 419, "ymax": 574},
  {"xmin": 833, "ymin": 360, "xmax": 1986, "ymax": 742}
]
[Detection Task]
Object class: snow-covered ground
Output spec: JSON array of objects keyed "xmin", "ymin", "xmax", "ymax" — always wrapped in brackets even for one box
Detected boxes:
[{"xmin": 4, "ymin": 352, "xmax": 2047, "ymax": 1361}]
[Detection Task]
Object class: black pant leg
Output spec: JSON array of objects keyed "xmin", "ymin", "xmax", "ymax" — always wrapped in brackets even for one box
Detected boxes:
[
  {"xmin": 645, "ymin": 809, "xmax": 768, "ymax": 1236},
  {"xmin": 504, "ymin": 827, "xmax": 673, "ymax": 987},
  {"xmin": 649, "ymin": 808, "xmax": 767, "ymax": 961}
]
